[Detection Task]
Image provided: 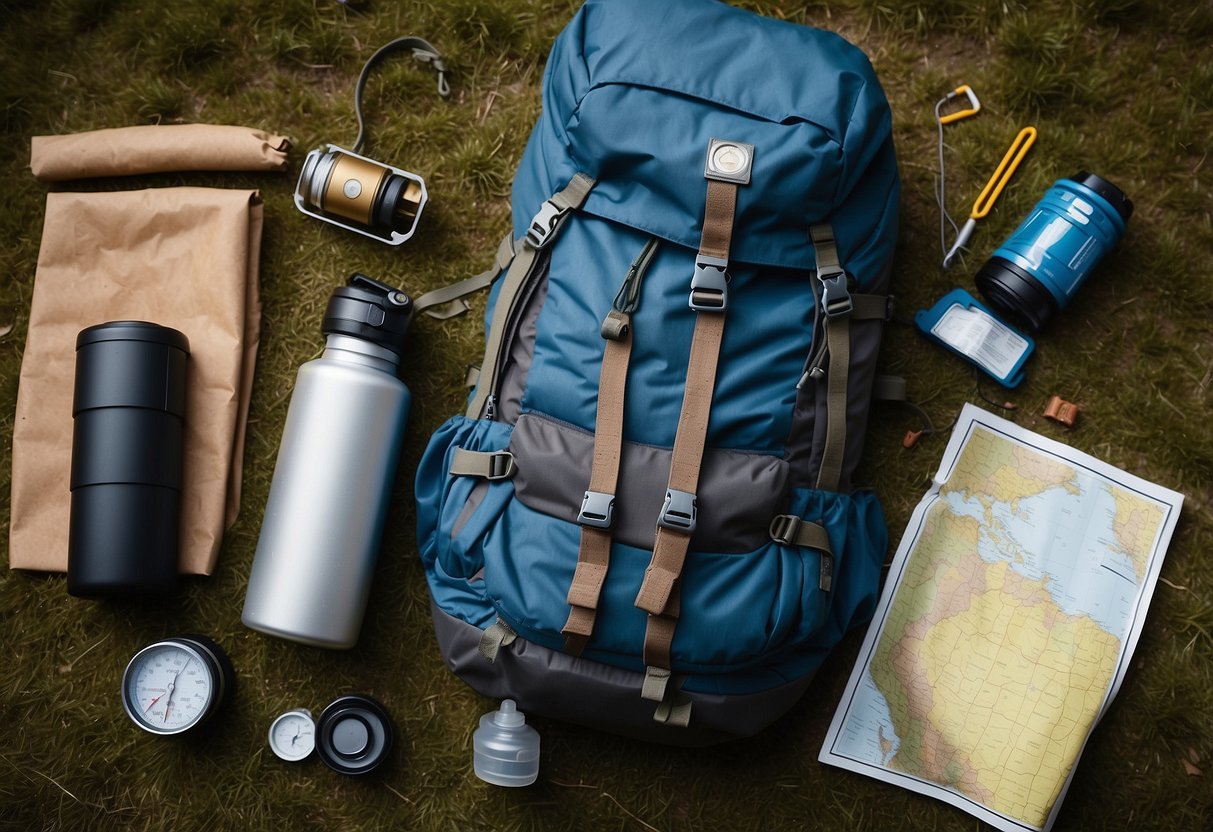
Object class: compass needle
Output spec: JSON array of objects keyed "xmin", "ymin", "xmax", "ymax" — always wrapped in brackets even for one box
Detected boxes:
[{"xmin": 269, "ymin": 709, "xmax": 316, "ymax": 762}]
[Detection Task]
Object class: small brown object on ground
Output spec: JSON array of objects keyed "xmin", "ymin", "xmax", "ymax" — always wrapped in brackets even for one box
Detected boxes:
[{"xmin": 1043, "ymin": 395, "xmax": 1081, "ymax": 427}]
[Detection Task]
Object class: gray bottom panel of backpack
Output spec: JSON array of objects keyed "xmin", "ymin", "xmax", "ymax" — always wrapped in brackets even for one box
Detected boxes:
[{"xmin": 431, "ymin": 602, "xmax": 813, "ymax": 747}]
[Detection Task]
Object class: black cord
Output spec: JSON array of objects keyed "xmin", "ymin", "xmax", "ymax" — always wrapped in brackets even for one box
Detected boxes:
[
  {"xmin": 973, "ymin": 371, "xmax": 1018, "ymax": 412},
  {"xmin": 903, "ymin": 399, "xmax": 936, "ymax": 437},
  {"xmin": 352, "ymin": 36, "xmax": 451, "ymax": 154}
]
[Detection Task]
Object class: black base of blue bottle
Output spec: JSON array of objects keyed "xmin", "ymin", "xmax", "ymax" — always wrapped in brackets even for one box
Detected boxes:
[{"xmin": 975, "ymin": 256, "xmax": 1060, "ymax": 333}]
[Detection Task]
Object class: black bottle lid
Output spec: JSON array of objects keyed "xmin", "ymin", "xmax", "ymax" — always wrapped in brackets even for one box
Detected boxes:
[
  {"xmin": 322, "ymin": 274, "xmax": 412, "ymax": 355},
  {"xmin": 315, "ymin": 694, "xmax": 394, "ymax": 776},
  {"xmin": 1069, "ymin": 172, "xmax": 1133, "ymax": 223},
  {"xmin": 73, "ymin": 321, "xmax": 190, "ymax": 417},
  {"xmin": 77, "ymin": 320, "xmax": 190, "ymax": 352}
]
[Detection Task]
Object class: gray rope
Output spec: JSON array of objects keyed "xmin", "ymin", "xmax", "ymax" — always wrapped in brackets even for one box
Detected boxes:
[
  {"xmin": 352, "ymin": 36, "xmax": 450, "ymax": 154},
  {"xmin": 934, "ymin": 96, "xmax": 961, "ymax": 258}
]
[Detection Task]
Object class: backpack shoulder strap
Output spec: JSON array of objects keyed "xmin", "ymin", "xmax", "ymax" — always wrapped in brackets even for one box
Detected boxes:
[
  {"xmin": 809, "ymin": 222, "xmax": 851, "ymax": 492},
  {"xmin": 412, "ymin": 233, "xmax": 515, "ymax": 320},
  {"xmin": 807, "ymin": 223, "xmax": 890, "ymax": 492},
  {"xmin": 632, "ymin": 139, "xmax": 751, "ymax": 726},
  {"xmin": 465, "ymin": 173, "xmax": 594, "ymax": 420},
  {"xmin": 562, "ymin": 238, "xmax": 660, "ymax": 656}
]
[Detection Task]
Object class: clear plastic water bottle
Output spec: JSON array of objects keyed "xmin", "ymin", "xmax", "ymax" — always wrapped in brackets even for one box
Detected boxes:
[
  {"xmin": 242, "ymin": 274, "xmax": 412, "ymax": 649},
  {"xmin": 473, "ymin": 700, "xmax": 540, "ymax": 787}
]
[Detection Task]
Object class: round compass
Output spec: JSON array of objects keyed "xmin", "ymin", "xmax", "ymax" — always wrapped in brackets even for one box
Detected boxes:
[
  {"xmin": 269, "ymin": 708, "xmax": 316, "ymax": 762},
  {"xmin": 121, "ymin": 636, "xmax": 235, "ymax": 736}
]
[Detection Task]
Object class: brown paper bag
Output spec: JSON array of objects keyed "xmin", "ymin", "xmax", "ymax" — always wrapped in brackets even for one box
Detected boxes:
[
  {"xmin": 30, "ymin": 125, "xmax": 291, "ymax": 181},
  {"xmin": 9, "ymin": 187, "xmax": 263, "ymax": 575}
]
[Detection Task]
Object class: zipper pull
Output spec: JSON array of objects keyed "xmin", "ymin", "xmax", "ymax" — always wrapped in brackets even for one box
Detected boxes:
[
  {"xmin": 796, "ymin": 339, "xmax": 829, "ymax": 390},
  {"xmin": 483, "ymin": 395, "xmax": 498, "ymax": 421},
  {"xmin": 602, "ymin": 238, "xmax": 660, "ymax": 341}
]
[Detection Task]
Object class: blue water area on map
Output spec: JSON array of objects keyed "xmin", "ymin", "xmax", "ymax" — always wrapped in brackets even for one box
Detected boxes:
[
  {"xmin": 837, "ymin": 671, "xmax": 901, "ymax": 766},
  {"xmin": 942, "ymin": 482, "xmax": 1140, "ymax": 639}
]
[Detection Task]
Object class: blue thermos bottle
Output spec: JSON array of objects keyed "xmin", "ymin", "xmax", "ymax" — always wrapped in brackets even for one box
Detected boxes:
[{"xmin": 976, "ymin": 172, "xmax": 1133, "ymax": 331}]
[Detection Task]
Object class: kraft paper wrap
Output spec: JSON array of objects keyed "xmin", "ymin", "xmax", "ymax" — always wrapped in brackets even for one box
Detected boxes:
[
  {"xmin": 30, "ymin": 124, "xmax": 291, "ymax": 181},
  {"xmin": 9, "ymin": 187, "xmax": 264, "ymax": 575}
]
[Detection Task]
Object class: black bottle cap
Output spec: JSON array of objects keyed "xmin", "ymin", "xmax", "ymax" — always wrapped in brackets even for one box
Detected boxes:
[
  {"xmin": 315, "ymin": 694, "xmax": 394, "ymax": 776},
  {"xmin": 74, "ymin": 321, "xmax": 190, "ymax": 417},
  {"xmin": 321, "ymin": 274, "xmax": 412, "ymax": 355},
  {"xmin": 1069, "ymin": 172, "xmax": 1133, "ymax": 223}
]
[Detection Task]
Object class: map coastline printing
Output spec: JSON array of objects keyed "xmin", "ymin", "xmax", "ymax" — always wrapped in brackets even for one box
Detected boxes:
[{"xmin": 819, "ymin": 404, "xmax": 1183, "ymax": 832}]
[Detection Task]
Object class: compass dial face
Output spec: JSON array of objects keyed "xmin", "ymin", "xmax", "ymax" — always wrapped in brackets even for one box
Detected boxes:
[
  {"xmin": 122, "ymin": 640, "xmax": 218, "ymax": 735},
  {"xmin": 269, "ymin": 710, "xmax": 316, "ymax": 762}
]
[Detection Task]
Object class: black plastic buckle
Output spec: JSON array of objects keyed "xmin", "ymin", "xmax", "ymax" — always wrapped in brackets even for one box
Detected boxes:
[
  {"xmin": 689, "ymin": 255, "xmax": 729, "ymax": 312},
  {"xmin": 658, "ymin": 489, "xmax": 697, "ymax": 533},
  {"xmin": 817, "ymin": 267, "xmax": 853, "ymax": 318},
  {"xmin": 577, "ymin": 490, "xmax": 615, "ymax": 529}
]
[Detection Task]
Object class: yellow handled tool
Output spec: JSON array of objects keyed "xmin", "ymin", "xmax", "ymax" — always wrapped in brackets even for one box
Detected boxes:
[{"xmin": 943, "ymin": 125, "xmax": 1037, "ymax": 268}]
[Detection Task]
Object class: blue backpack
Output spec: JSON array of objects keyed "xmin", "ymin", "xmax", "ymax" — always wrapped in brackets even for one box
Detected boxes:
[{"xmin": 415, "ymin": 0, "xmax": 899, "ymax": 744}]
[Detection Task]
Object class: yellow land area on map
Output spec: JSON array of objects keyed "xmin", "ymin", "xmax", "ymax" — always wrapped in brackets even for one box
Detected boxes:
[
  {"xmin": 944, "ymin": 425, "xmax": 1079, "ymax": 504},
  {"xmin": 867, "ymin": 427, "xmax": 1133, "ymax": 828},
  {"xmin": 1111, "ymin": 487, "xmax": 1165, "ymax": 582}
]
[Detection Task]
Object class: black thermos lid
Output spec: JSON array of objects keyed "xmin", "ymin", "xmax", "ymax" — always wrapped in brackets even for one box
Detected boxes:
[
  {"xmin": 315, "ymin": 694, "xmax": 394, "ymax": 776},
  {"xmin": 74, "ymin": 321, "xmax": 190, "ymax": 417},
  {"xmin": 322, "ymin": 274, "xmax": 412, "ymax": 355}
]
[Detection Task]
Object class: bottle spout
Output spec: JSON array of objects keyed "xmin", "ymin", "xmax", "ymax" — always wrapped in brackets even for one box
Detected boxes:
[{"xmin": 494, "ymin": 699, "xmax": 525, "ymax": 728}]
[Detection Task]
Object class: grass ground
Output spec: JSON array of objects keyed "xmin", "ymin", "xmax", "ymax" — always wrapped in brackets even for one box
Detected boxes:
[{"xmin": 1, "ymin": 0, "xmax": 1210, "ymax": 830}]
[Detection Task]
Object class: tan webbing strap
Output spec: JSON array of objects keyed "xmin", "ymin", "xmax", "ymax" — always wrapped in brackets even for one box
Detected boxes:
[
  {"xmin": 810, "ymin": 224, "xmax": 841, "ymax": 284},
  {"xmin": 478, "ymin": 617, "xmax": 517, "ymax": 663},
  {"xmin": 561, "ymin": 239, "xmax": 661, "ymax": 655},
  {"xmin": 641, "ymin": 663, "xmax": 692, "ymax": 727},
  {"xmin": 640, "ymin": 592, "xmax": 691, "ymax": 727},
  {"xmin": 809, "ymin": 223, "xmax": 853, "ymax": 493},
  {"xmin": 449, "ymin": 447, "xmax": 517, "ymax": 480},
  {"xmin": 413, "ymin": 233, "xmax": 515, "ymax": 320},
  {"xmin": 466, "ymin": 173, "xmax": 595, "ymax": 420},
  {"xmin": 635, "ymin": 143, "xmax": 746, "ymax": 696},
  {"xmin": 642, "ymin": 587, "xmax": 681, "ymax": 668},
  {"xmin": 655, "ymin": 696, "xmax": 693, "ymax": 728},
  {"xmin": 817, "ymin": 318, "xmax": 851, "ymax": 491},
  {"xmin": 633, "ymin": 310, "xmax": 726, "ymax": 616},
  {"xmin": 769, "ymin": 515, "xmax": 832, "ymax": 551},
  {"xmin": 699, "ymin": 179, "xmax": 737, "ymax": 260},
  {"xmin": 562, "ymin": 325, "xmax": 634, "ymax": 654},
  {"xmin": 642, "ymin": 666, "xmax": 673, "ymax": 701}
]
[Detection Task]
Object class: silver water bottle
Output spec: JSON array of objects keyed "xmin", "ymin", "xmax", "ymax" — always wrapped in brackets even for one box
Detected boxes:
[{"xmin": 242, "ymin": 274, "xmax": 413, "ymax": 649}]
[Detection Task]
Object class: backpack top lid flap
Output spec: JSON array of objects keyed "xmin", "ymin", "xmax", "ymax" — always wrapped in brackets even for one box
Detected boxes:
[{"xmin": 512, "ymin": 0, "xmax": 899, "ymax": 283}]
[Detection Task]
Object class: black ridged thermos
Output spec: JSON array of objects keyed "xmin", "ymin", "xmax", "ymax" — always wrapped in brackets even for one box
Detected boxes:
[{"xmin": 67, "ymin": 321, "xmax": 189, "ymax": 597}]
